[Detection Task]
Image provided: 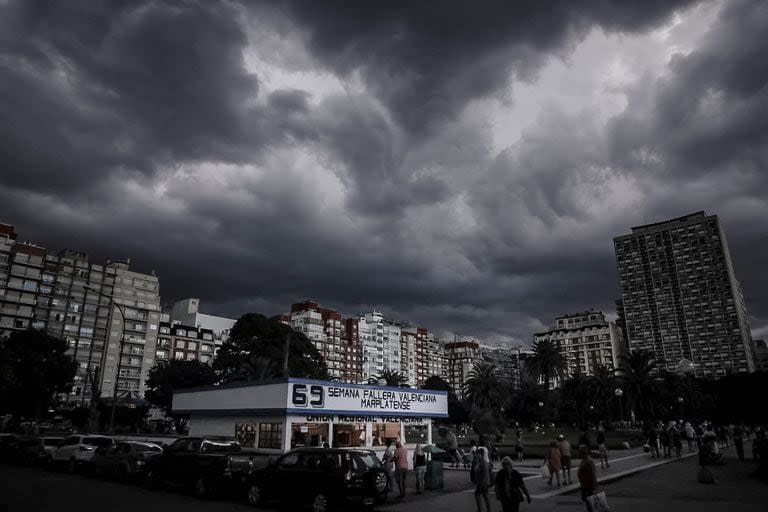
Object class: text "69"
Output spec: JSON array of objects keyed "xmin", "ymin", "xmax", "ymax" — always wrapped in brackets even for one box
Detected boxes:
[{"xmin": 291, "ymin": 384, "xmax": 324, "ymax": 408}]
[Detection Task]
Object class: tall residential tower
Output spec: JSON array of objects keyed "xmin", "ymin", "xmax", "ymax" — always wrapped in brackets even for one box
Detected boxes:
[{"xmin": 614, "ymin": 212, "xmax": 754, "ymax": 377}]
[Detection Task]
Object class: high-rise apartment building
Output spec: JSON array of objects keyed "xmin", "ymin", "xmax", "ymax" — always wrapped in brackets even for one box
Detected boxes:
[
  {"xmin": 614, "ymin": 212, "xmax": 755, "ymax": 376},
  {"xmin": 0, "ymin": 223, "xmax": 161, "ymax": 402},
  {"xmin": 290, "ymin": 300, "xmax": 347, "ymax": 381},
  {"xmin": 442, "ymin": 337, "xmax": 480, "ymax": 399},
  {"xmin": 534, "ymin": 311, "xmax": 625, "ymax": 382},
  {"xmin": 479, "ymin": 344, "xmax": 518, "ymax": 383}
]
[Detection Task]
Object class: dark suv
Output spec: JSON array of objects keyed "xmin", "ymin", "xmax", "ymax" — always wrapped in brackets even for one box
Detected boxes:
[{"xmin": 246, "ymin": 448, "xmax": 388, "ymax": 512}]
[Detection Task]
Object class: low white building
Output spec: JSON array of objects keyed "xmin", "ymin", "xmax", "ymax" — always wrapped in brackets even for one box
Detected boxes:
[{"xmin": 172, "ymin": 378, "xmax": 448, "ymax": 455}]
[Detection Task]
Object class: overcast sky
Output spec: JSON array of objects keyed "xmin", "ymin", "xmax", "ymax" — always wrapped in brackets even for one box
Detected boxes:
[{"xmin": 1, "ymin": 0, "xmax": 766, "ymax": 345}]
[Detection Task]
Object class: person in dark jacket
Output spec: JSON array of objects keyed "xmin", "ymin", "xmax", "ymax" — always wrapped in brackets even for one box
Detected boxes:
[
  {"xmin": 495, "ymin": 456, "xmax": 531, "ymax": 512},
  {"xmin": 577, "ymin": 445, "xmax": 598, "ymax": 512}
]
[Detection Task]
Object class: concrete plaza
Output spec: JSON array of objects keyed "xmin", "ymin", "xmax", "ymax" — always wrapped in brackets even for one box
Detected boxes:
[{"xmin": 384, "ymin": 442, "xmax": 768, "ymax": 512}]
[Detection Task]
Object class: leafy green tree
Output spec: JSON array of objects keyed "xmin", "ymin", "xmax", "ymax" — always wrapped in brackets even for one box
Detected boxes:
[
  {"xmin": 370, "ymin": 370, "xmax": 408, "ymax": 387},
  {"xmin": 526, "ymin": 339, "xmax": 567, "ymax": 391},
  {"xmin": 0, "ymin": 329, "xmax": 78, "ymax": 418},
  {"xmin": 214, "ymin": 313, "xmax": 329, "ymax": 381},
  {"xmin": 588, "ymin": 364, "xmax": 617, "ymax": 420},
  {"xmin": 144, "ymin": 359, "xmax": 217, "ymax": 432}
]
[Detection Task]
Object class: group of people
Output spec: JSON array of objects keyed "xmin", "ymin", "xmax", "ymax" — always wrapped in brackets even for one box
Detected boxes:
[
  {"xmin": 381, "ymin": 439, "xmax": 429, "ymax": 499},
  {"xmin": 642, "ymin": 420, "xmax": 768, "ymax": 466},
  {"xmin": 471, "ymin": 442, "xmax": 532, "ymax": 512}
]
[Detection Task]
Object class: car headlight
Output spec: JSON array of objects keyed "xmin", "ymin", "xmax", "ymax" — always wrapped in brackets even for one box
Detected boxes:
[{"xmin": 136, "ymin": 460, "xmax": 145, "ymax": 466}]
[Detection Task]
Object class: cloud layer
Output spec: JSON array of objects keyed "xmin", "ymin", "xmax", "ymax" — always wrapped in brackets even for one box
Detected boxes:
[{"xmin": 1, "ymin": 0, "xmax": 766, "ymax": 344}]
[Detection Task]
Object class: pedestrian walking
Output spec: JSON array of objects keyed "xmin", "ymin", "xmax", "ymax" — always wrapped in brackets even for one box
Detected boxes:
[
  {"xmin": 495, "ymin": 456, "xmax": 531, "ymax": 512},
  {"xmin": 597, "ymin": 425, "xmax": 609, "ymax": 468},
  {"xmin": 558, "ymin": 434, "xmax": 572, "ymax": 485},
  {"xmin": 515, "ymin": 429, "xmax": 524, "ymax": 462},
  {"xmin": 660, "ymin": 424, "xmax": 671, "ymax": 458},
  {"xmin": 545, "ymin": 441, "xmax": 562, "ymax": 486},
  {"xmin": 393, "ymin": 440, "xmax": 408, "ymax": 499},
  {"xmin": 733, "ymin": 425, "xmax": 745, "ymax": 462},
  {"xmin": 413, "ymin": 443, "xmax": 427, "ymax": 494},
  {"xmin": 684, "ymin": 422, "xmax": 696, "ymax": 452},
  {"xmin": 648, "ymin": 424, "xmax": 660, "ymax": 458},
  {"xmin": 446, "ymin": 429, "xmax": 461, "ymax": 468},
  {"xmin": 671, "ymin": 423, "xmax": 682, "ymax": 457},
  {"xmin": 577, "ymin": 445, "xmax": 598, "ymax": 512},
  {"xmin": 473, "ymin": 447, "xmax": 493, "ymax": 512},
  {"xmin": 383, "ymin": 439, "xmax": 395, "ymax": 491}
]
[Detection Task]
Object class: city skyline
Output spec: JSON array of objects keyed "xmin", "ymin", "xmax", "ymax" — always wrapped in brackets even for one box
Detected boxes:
[{"xmin": 1, "ymin": 0, "xmax": 766, "ymax": 344}]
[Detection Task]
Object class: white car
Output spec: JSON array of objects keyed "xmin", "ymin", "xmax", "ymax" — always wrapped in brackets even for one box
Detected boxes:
[{"xmin": 52, "ymin": 435, "xmax": 114, "ymax": 472}]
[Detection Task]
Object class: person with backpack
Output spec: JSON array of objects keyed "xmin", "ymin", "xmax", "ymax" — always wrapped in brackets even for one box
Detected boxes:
[
  {"xmin": 413, "ymin": 443, "xmax": 427, "ymax": 494},
  {"xmin": 473, "ymin": 446, "xmax": 493, "ymax": 512},
  {"xmin": 495, "ymin": 456, "xmax": 531, "ymax": 512}
]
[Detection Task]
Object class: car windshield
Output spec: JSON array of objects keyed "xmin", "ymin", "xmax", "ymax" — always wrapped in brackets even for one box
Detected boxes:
[
  {"xmin": 354, "ymin": 452, "xmax": 381, "ymax": 473},
  {"xmin": 84, "ymin": 437, "xmax": 112, "ymax": 447},
  {"xmin": 201, "ymin": 440, "xmax": 240, "ymax": 453}
]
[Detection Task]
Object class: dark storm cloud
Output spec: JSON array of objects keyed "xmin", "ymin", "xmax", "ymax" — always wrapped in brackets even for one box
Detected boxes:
[
  {"xmin": 261, "ymin": 0, "xmax": 698, "ymax": 135},
  {"xmin": 1, "ymin": 0, "xmax": 766, "ymax": 343}
]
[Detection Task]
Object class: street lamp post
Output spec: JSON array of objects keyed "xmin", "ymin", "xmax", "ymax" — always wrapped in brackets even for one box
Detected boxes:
[
  {"xmin": 614, "ymin": 388, "xmax": 624, "ymax": 425},
  {"xmin": 83, "ymin": 285, "xmax": 126, "ymax": 433}
]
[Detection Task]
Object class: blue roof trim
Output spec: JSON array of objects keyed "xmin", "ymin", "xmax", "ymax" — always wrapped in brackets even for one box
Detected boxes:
[
  {"xmin": 286, "ymin": 408, "xmax": 448, "ymax": 418},
  {"xmin": 174, "ymin": 377, "xmax": 450, "ymax": 396},
  {"xmin": 288, "ymin": 378, "xmax": 449, "ymax": 396}
]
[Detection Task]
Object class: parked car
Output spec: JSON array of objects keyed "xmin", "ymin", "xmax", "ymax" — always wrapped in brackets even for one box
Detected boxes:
[
  {"xmin": 93, "ymin": 441, "xmax": 163, "ymax": 480},
  {"xmin": 13, "ymin": 436, "xmax": 53, "ymax": 466},
  {"xmin": 144, "ymin": 437, "xmax": 254, "ymax": 498},
  {"xmin": 0, "ymin": 434, "xmax": 19, "ymax": 463},
  {"xmin": 51, "ymin": 435, "xmax": 114, "ymax": 472},
  {"xmin": 246, "ymin": 448, "xmax": 388, "ymax": 512},
  {"xmin": 41, "ymin": 437, "xmax": 65, "ymax": 458}
]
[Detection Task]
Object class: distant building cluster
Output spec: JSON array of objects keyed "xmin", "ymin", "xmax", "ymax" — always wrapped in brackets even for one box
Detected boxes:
[{"xmin": 0, "ymin": 210, "xmax": 762, "ymax": 405}]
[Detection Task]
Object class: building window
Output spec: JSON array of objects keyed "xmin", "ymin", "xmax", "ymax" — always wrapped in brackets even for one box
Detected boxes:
[{"xmin": 258, "ymin": 423, "xmax": 283, "ymax": 449}]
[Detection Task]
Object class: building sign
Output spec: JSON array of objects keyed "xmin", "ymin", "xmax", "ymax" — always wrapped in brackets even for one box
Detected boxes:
[
  {"xmin": 297, "ymin": 414, "xmax": 429, "ymax": 424},
  {"xmin": 287, "ymin": 379, "xmax": 448, "ymax": 417}
]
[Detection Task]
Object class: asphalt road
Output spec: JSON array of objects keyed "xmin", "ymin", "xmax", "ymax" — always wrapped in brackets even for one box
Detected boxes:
[{"xmin": 0, "ymin": 464, "xmax": 255, "ymax": 512}]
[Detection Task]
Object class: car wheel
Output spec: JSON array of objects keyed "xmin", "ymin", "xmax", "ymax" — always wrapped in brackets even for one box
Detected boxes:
[
  {"xmin": 67, "ymin": 458, "xmax": 77, "ymax": 474},
  {"xmin": 119, "ymin": 464, "xmax": 129, "ymax": 482},
  {"xmin": 311, "ymin": 492, "xmax": 328, "ymax": 512},
  {"xmin": 247, "ymin": 483, "xmax": 263, "ymax": 506},
  {"xmin": 144, "ymin": 469, "xmax": 159, "ymax": 490},
  {"xmin": 45, "ymin": 455, "xmax": 53, "ymax": 470},
  {"xmin": 193, "ymin": 477, "xmax": 209, "ymax": 499}
]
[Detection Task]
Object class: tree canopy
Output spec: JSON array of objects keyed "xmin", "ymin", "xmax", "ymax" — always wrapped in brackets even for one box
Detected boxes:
[
  {"xmin": 214, "ymin": 313, "xmax": 329, "ymax": 382},
  {"xmin": 144, "ymin": 359, "xmax": 217, "ymax": 433},
  {"xmin": 0, "ymin": 329, "xmax": 78, "ymax": 418},
  {"xmin": 463, "ymin": 362, "xmax": 502, "ymax": 410},
  {"xmin": 370, "ymin": 370, "xmax": 408, "ymax": 387},
  {"xmin": 526, "ymin": 339, "xmax": 567, "ymax": 390}
]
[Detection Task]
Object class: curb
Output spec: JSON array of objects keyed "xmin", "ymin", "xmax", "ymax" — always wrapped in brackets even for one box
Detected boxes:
[{"xmin": 530, "ymin": 451, "xmax": 699, "ymax": 499}]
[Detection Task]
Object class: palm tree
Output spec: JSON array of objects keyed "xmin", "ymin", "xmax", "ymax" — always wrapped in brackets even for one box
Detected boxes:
[
  {"xmin": 526, "ymin": 339, "xmax": 567, "ymax": 391},
  {"xmin": 463, "ymin": 362, "xmax": 502, "ymax": 410},
  {"xmin": 617, "ymin": 350, "xmax": 658, "ymax": 421},
  {"xmin": 588, "ymin": 364, "xmax": 617, "ymax": 420},
  {"xmin": 370, "ymin": 370, "xmax": 408, "ymax": 387}
]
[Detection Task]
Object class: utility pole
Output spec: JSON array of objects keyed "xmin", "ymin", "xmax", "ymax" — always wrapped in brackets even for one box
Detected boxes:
[
  {"xmin": 83, "ymin": 285, "xmax": 126, "ymax": 433},
  {"xmin": 283, "ymin": 333, "xmax": 291, "ymax": 377}
]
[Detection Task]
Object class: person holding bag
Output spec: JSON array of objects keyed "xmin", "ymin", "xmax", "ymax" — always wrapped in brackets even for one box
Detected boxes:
[
  {"xmin": 577, "ymin": 445, "xmax": 601, "ymax": 511},
  {"xmin": 495, "ymin": 456, "xmax": 531, "ymax": 512}
]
